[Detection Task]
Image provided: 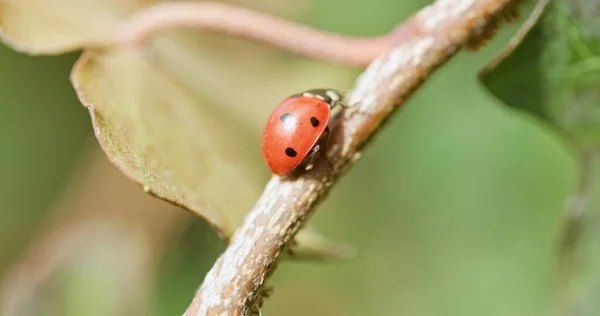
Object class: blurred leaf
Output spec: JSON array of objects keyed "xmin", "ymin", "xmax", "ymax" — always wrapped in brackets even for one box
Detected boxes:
[
  {"xmin": 70, "ymin": 34, "xmax": 352, "ymax": 260},
  {"xmin": 0, "ymin": 0, "xmax": 155, "ymax": 54},
  {"xmin": 481, "ymin": 0, "xmax": 600, "ymax": 314},
  {"xmin": 12, "ymin": 223, "xmax": 155, "ymax": 316},
  {"xmin": 558, "ymin": 151, "xmax": 600, "ymax": 316},
  {"xmin": 480, "ymin": 0, "xmax": 600, "ymax": 148},
  {"xmin": 290, "ymin": 229, "xmax": 356, "ymax": 261},
  {"xmin": 0, "ymin": 145, "xmax": 185, "ymax": 316}
]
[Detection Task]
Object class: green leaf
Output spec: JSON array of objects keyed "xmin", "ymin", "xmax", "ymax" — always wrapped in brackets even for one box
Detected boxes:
[
  {"xmin": 481, "ymin": 1, "xmax": 600, "ymax": 313},
  {"xmin": 480, "ymin": 0, "xmax": 600, "ymax": 148},
  {"xmin": 70, "ymin": 33, "xmax": 353, "ymax": 261}
]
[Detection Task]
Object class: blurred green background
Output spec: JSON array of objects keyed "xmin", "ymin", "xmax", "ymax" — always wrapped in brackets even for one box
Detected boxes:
[{"xmin": 0, "ymin": 0, "xmax": 579, "ymax": 315}]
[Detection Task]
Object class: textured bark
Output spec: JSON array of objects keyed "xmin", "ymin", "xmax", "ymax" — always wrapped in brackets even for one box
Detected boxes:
[{"xmin": 184, "ymin": 0, "xmax": 523, "ymax": 315}]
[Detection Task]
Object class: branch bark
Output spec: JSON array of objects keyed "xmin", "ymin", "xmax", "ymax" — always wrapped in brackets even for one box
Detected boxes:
[{"xmin": 175, "ymin": 0, "xmax": 523, "ymax": 315}]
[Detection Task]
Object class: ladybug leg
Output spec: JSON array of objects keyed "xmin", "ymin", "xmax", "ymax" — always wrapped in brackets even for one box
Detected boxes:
[
  {"xmin": 321, "ymin": 127, "xmax": 336, "ymax": 170},
  {"xmin": 300, "ymin": 127, "xmax": 331, "ymax": 172},
  {"xmin": 302, "ymin": 143, "xmax": 322, "ymax": 171},
  {"xmin": 316, "ymin": 127, "xmax": 334, "ymax": 170}
]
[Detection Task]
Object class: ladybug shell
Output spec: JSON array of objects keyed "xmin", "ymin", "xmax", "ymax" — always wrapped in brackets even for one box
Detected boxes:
[{"xmin": 262, "ymin": 96, "xmax": 331, "ymax": 176}]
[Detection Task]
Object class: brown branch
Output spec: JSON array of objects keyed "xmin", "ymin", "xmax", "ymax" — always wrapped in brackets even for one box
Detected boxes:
[
  {"xmin": 115, "ymin": 1, "xmax": 409, "ymax": 67},
  {"xmin": 173, "ymin": 0, "xmax": 522, "ymax": 315}
]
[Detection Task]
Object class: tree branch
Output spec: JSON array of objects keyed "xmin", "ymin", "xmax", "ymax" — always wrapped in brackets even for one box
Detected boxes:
[{"xmin": 171, "ymin": 0, "xmax": 523, "ymax": 315}]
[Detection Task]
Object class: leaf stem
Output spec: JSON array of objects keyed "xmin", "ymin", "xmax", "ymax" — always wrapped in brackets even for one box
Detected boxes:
[{"xmin": 114, "ymin": 1, "xmax": 415, "ymax": 67}]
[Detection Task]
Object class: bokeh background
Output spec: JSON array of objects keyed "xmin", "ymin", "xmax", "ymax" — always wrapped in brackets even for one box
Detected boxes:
[{"xmin": 0, "ymin": 0, "xmax": 578, "ymax": 315}]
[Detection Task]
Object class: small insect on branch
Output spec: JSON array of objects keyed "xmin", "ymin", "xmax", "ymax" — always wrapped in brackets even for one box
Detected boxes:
[{"xmin": 142, "ymin": 0, "xmax": 524, "ymax": 315}]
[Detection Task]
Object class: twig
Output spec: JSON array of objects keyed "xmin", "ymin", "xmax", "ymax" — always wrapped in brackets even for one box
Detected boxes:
[
  {"xmin": 147, "ymin": 0, "xmax": 523, "ymax": 315},
  {"xmin": 115, "ymin": 1, "xmax": 411, "ymax": 67}
]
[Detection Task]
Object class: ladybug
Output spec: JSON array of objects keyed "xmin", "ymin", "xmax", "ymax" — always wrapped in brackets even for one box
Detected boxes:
[{"xmin": 261, "ymin": 88, "xmax": 345, "ymax": 176}]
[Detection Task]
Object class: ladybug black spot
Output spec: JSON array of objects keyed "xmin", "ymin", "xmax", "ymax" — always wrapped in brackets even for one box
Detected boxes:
[
  {"xmin": 310, "ymin": 117, "xmax": 320, "ymax": 127},
  {"xmin": 280, "ymin": 112, "xmax": 293, "ymax": 122},
  {"xmin": 285, "ymin": 148, "xmax": 297, "ymax": 158}
]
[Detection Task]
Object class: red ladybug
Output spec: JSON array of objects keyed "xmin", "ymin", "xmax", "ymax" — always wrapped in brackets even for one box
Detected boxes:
[{"xmin": 262, "ymin": 89, "xmax": 344, "ymax": 176}]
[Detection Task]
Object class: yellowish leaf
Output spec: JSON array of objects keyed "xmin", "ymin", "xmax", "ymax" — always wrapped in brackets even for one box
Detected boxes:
[
  {"xmin": 71, "ymin": 35, "xmax": 352, "ymax": 260},
  {"xmin": 0, "ymin": 0, "xmax": 152, "ymax": 54}
]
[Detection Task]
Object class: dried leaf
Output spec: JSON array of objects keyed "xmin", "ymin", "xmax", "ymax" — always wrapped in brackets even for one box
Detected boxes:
[
  {"xmin": 71, "ymin": 34, "xmax": 352, "ymax": 260},
  {"xmin": 0, "ymin": 0, "xmax": 151, "ymax": 54},
  {"xmin": 0, "ymin": 0, "xmax": 353, "ymax": 261},
  {"xmin": 72, "ymin": 44, "xmax": 262, "ymax": 237}
]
